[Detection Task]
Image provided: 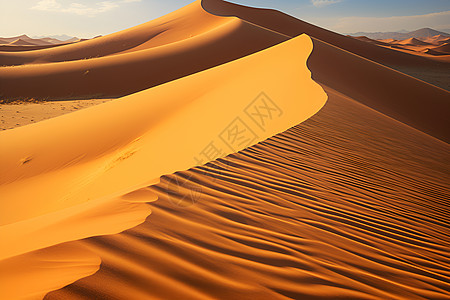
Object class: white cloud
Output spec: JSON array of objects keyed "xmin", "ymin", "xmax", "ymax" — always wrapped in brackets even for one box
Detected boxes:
[
  {"xmin": 31, "ymin": 0, "xmax": 140, "ymax": 16},
  {"xmin": 333, "ymin": 10, "xmax": 450, "ymax": 33},
  {"xmin": 32, "ymin": 0, "xmax": 62, "ymax": 11},
  {"xmin": 311, "ymin": 0, "xmax": 342, "ymax": 8}
]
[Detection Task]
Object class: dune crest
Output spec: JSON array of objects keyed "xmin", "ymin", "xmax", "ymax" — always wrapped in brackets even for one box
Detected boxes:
[
  {"xmin": 47, "ymin": 85, "xmax": 450, "ymax": 300},
  {"xmin": 0, "ymin": 1, "xmax": 230, "ymax": 66},
  {"xmin": 0, "ymin": 33, "xmax": 326, "ymax": 299},
  {"xmin": 2, "ymin": 1, "xmax": 448, "ymax": 299},
  {"xmin": 0, "ymin": 3, "xmax": 288, "ymax": 101},
  {"xmin": 0, "ymin": 34, "xmax": 325, "ymax": 224}
]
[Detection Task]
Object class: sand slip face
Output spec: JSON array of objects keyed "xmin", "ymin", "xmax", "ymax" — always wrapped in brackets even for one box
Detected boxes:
[
  {"xmin": 0, "ymin": 34, "xmax": 327, "ymax": 299},
  {"xmin": 199, "ymin": 0, "xmax": 450, "ymax": 142}
]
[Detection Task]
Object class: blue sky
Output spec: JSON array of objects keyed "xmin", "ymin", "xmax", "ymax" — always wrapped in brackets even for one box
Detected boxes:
[{"xmin": 1, "ymin": 0, "xmax": 449, "ymax": 38}]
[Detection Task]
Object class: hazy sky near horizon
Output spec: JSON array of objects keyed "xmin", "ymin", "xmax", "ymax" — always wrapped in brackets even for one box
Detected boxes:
[{"xmin": 1, "ymin": 0, "xmax": 449, "ymax": 38}]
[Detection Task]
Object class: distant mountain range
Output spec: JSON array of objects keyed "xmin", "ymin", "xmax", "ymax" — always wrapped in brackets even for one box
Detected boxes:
[{"xmin": 348, "ymin": 28, "xmax": 450, "ymax": 40}]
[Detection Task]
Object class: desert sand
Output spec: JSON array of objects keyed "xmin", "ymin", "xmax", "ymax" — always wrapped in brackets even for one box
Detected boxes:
[
  {"xmin": 0, "ymin": 99, "xmax": 112, "ymax": 131},
  {"xmin": 0, "ymin": 0, "xmax": 449, "ymax": 299}
]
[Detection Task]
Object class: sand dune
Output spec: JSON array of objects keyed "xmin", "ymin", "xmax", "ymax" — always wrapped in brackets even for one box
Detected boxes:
[
  {"xmin": 352, "ymin": 36, "xmax": 390, "ymax": 47},
  {"xmin": 397, "ymin": 37, "xmax": 431, "ymax": 46},
  {"xmin": 420, "ymin": 35, "xmax": 450, "ymax": 45},
  {"xmin": 359, "ymin": 35, "xmax": 448, "ymax": 58},
  {"xmin": 0, "ymin": 35, "xmax": 55, "ymax": 46},
  {"xmin": 0, "ymin": 0, "xmax": 449, "ymax": 299},
  {"xmin": 202, "ymin": 0, "xmax": 450, "ymax": 91},
  {"xmin": 0, "ymin": 35, "xmax": 78, "ymax": 52},
  {"xmin": 0, "ymin": 35, "xmax": 34, "ymax": 44},
  {"xmin": 0, "ymin": 33, "xmax": 325, "ymax": 223},
  {"xmin": 1, "ymin": 1, "xmax": 448, "ymax": 142},
  {"xmin": 0, "ymin": 31, "xmax": 326, "ymax": 299},
  {"xmin": 200, "ymin": 0, "xmax": 450, "ymax": 141},
  {"xmin": 8, "ymin": 39, "xmax": 39, "ymax": 46},
  {"xmin": 38, "ymin": 37, "xmax": 65, "ymax": 44},
  {"xmin": 430, "ymin": 42, "xmax": 450, "ymax": 54},
  {"xmin": 378, "ymin": 38, "xmax": 398, "ymax": 44},
  {"xmin": 201, "ymin": 0, "xmax": 448, "ymax": 69},
  {"xmin": 47, "ymin": 87, "xmax": 450, "ymax": 300},
  {"xmin": 0, "ymin": 2, "xmax": 235, "ymax": 66},
  {"xmin": 0, "ymin": 10, "xmax": 287, "ymax": 100},
  {"xmin": 379, "ymin": 39, "xmax": 450, "ymax": 58}
]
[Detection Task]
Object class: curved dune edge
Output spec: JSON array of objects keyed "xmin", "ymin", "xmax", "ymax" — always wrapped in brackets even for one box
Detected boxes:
[
  {"xmin": 200, "ymin": 0, "xmax": 450, "ymax": 142},
  {"xmin": 0, "ymin": 1, "xmax": 227, "ymax": 66},
  {"xmin": 0, "ymin": 34, "xmax": 326, "ymax": 225},
  {"xmin": 1, "ymin": 0, "xmax": 448, "ymax": 142},
  {"xmin": 0, "ymin": 183, "xmax": 158, "ymax": 260},
  {"xmin": 0, "ymin": 243, "xmax": 101, "ymax": 300},
  {"xmin": 0, "ymin": 14, "xmax": 287, "ymax": 100},
  {"xmin": 46, "ymin": 87, "xmax": 450, "ymax": 300},
  {"xmin": 0, "ymin": 184, "xmax": 157, "ymax": 300},
  {"xmin": 0, "ymin": 34, "xmax": 327, "ymax": 299}
]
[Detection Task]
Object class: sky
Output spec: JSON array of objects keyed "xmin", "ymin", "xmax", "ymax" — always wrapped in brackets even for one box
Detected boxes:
[{"xmin": 1, "ymin": 0, "xmax": 449, "ymax": 38}]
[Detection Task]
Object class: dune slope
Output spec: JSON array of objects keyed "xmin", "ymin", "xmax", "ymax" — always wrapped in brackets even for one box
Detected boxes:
[
  {"xmin": 201, "ymin": 0, "xmax": 450, "ymax": 143},
  {"xmin": 1, "ymin": 0, "xmax": 447, "ymax": 143},
  {"xmin": 46, "ymin": 87, "xmax": 450, "ymax": 300},
  {"xmin": 0, "ymin": 33, "xmax": 324, "ymax": 224},
  {"xmin": 0, "ymin": 1, "xmax": 236, "ymax": 66},
  {"xmin": 0, "ymin": 16, "xmax": 287, "ymax": 100},
  {"xmin": 202, "ymin": 0, "xmax": 450, "ymax": 91},
  {"xmin": 0, "ymin": 34, "xmax": 326, "ymax": 299},
  {"xmin": 1, "ymin": 0, "xmax": 449, "ymax": 299}
]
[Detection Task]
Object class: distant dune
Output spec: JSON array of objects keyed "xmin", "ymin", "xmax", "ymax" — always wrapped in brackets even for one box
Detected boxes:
[
  {"xmin": 431, "ymin": 42, "xmax": 450, "ymax": 54},
  {"xmin": 349, "ymin": 28, "xmax": 450, "ymax": 40},
  {"xmin": 0, "ymin": 35, "xmax": 57, "ymax": 46},
  {"xmin": 0, "ymin": 0, "xmax": 449, "ymax": 299},
  {"xmin": 8, "ymin": 39, "xmax": 39, "ymax": 46},
  {"xmin": 354, "ymin": 34, "xmax": 450, "ymax": 56},
  {"xmin": 396, "ymin": 37, "xmax": 430, "ymax": 46},
  {"xmin": 0, "ymin": 34, "xmax": 80, "ymax": 52}
]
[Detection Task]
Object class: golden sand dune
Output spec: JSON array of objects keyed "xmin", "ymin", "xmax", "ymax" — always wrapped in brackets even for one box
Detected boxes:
[
  {"xmin": 8, "ymin": 39, "xmax": 40, "ymax": 46},
  {"xmin": 0, "ymin": 1, "xmax": 264, "ymax": 66},
  {"xmin": 396, "ymin": 38, "xmax": 431, "ymax": 46},
  {"xmin": 416, "ymin": 35, "xmax": 450, "ymax": 45},
  {"xmin": 45, "ymin": 87, "xmax": 450, "ymax": 300},
  {"xmin": 355, "ymin": 35, "xmax": 450, "ymax": 58},
  {"xmin": 0, "ymin": 33, "xmax": 325, "ymax": 223},
  {"xmin": 0, "ymin": 35, "xmax": 78, "ymax": 53},
  {"xmin": 1, "ymin": 1, "xmax": 448, "ymax": 142},
  {"xmin": 0, "ymin": 0, "xmax": 449, "ymax": 299},
  {"xmin": 202, "ymin": 0, "xmax": 450, "ymax": 91},
  {"xmin": 0, "ymin": 2, "xmax": 287, "ymax": 100},
  {"xmin": 430, "ymin": 42, "xmax": 450, "ymax": 54},
  {"xmin": 0, "ymin": 35, "xmax": 53, "ymax": 46},
  {"xmin": 0, "ymin": 30, "xmax": 326, "ymax": 299},
  {"xmin": 200, "ymin": 0, "xmax": 450, "ymax": 141}
]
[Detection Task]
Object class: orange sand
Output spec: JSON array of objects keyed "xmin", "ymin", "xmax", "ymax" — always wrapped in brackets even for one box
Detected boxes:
[
  {"xmin": 0, "ymin": 24, "xmax": 326, "ymax": 298},
  {"xmin": 0, "ymin": 0, "xmax": 449, "ymax": 299}
]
